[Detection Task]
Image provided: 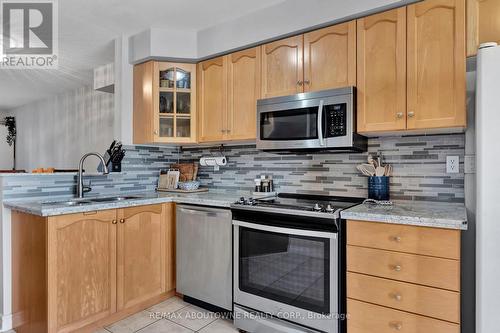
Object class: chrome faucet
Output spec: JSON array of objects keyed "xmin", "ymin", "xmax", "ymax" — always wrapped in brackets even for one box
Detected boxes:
[{"xmin": 77, "ymin": 152, "xmax": 109, "ymax": 198}]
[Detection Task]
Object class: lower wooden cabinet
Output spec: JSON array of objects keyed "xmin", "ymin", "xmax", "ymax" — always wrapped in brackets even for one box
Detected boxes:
[
  {"xmin": 346, "ymin": 220, "xmax": 461, "ymax": 332},
  {"xmin": 12, "ymin": 203, "xmax": 175, "ymax": 333}
]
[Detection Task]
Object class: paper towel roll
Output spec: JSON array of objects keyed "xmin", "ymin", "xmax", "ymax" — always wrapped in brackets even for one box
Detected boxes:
[{"xmin": 200, "ymin": 156, "xmax": 227, "ymax": 167}]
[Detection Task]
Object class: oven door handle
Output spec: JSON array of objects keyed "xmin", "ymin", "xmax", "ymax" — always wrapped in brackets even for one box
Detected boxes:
[
  {"xmin": 232, "ymin": 220, "xmax": 337, "ymax": 239},
  {"xmin": 317, "ymin": 100, "xmax": 325, "ymax": 146}
]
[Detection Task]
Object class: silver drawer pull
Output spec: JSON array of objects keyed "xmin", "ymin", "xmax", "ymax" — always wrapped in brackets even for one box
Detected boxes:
[
  {"xmin": 389, "ymin": 321, "xmax": 403, "ymax": 330},
  {"xmin": 391, "ymin": 264, "xmax": 402, "ymax": 272},
  {"xmin": 390, "ymin": 292, "xmax": 403, "ymax": 301},
  {"xmin": 391, "ymin": 235, "xmax": 402, "ymax": 242}
]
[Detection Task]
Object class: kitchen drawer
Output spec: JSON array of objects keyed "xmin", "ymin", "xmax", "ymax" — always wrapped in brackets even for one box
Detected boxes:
[
  {"xmin": 347, "ymin": 299, "xmax": 460, "ymax": 333},
  {"xmin": 347, "ymin": 245, "xmax": 460, "ymax": 291},
  {"xmin": 347, "ymin": 220, "xmax": 460, "ymax": 259},
  {"xmin": 347, "ymin": 272, "xmax": 460, "ymax": 323}
]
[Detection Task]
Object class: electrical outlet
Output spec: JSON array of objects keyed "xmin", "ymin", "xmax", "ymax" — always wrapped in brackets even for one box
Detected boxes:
[{"xmin": 446, "ymin": 156, "xmax": 460, "ymax": 173}]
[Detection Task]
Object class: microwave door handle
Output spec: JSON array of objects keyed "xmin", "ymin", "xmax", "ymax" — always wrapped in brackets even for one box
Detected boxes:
[{"xmin": 317, "ymin": 100, "xmax": 325, "ymax": 146}]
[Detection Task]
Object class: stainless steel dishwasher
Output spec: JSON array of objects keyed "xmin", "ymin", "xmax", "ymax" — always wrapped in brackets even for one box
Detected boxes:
[{"xmin": 176, "ymin": 204, "xmax": 232, "ymax": 311}]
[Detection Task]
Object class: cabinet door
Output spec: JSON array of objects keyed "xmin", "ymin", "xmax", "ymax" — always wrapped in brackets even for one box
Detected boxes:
[
  {"xmin": 133, "ymin": 61, "xmax": 155, "ymax": 144},
  {"xmin": 47, "ymin": 210, "xmax": 117, "ymax": 333},
  {"xmin": 261, "ymin": 35, "xmax": 304, "ymax": 98},
  {"xmin": 467, "ymin": 0, "xmax": 500, "ymax": 56},
  {"xmin": 116, "ymin": 204, "xmax": 173, "ymax": 310},
  {"xmin": 303, "ymin": 21, "xmax": 356, "ymax": 92},
  {"xmin": 156, "ymin": 63, "xmax": 197, "ymax": 144},
  {"xmin": 198, "ymin": 57, "xmax": 227, "ymax": 142},
  {"xmin": 407, "ymin": 0, "xmax": 466, "ymax": 130},
  {"xmin": 357, "ymin": 8, "xmax": 407, "ymax": 132},
  {"xmin": 227, "ymin": 47, "xmax": 261, "ymax": 140}
]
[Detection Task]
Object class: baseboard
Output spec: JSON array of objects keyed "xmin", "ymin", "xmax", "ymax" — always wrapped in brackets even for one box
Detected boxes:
[{"xmin": 0, "ymin": 313, "xmax": 13, "ymax": 332}]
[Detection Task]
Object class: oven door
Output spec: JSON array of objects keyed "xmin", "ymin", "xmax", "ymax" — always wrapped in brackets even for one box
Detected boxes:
[
  {"xmin": 256, "ymin": 94, "xmax": 353, "ymax": 150},
  {"xmin": 233, "ymin": 220, "xmax": 338, "ymax": 333}
]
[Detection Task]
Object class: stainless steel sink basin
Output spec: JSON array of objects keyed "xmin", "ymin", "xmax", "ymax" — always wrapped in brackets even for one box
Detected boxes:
[
  {"xmin": 43, "ymin": 200, "xmax": 92, "ymax": 206},
  {"xmin": 87, "ymin": 195, "xmax": 144, "ymax": 203},
  {"xmin": 42, "ymin": 195, "xmax": 145, "ymax": 206}
]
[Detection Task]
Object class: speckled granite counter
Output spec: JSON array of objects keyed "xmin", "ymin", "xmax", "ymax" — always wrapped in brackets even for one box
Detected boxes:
[
  {"xmin": 341, "ymin": 201, "xmax": 467, "ymax": 230},
  {"xmin": 3, "ymin": 191, "xmax": 240, "ymax": 217}
]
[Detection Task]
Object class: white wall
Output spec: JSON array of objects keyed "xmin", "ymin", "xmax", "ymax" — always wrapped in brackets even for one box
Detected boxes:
[
  {"xmin": 0, "ymin": 126, "xmax": 13, "ymax": 170},
  {"xmin": 7, "ymin": 86, "xmax": 115, "ymax": 171}
]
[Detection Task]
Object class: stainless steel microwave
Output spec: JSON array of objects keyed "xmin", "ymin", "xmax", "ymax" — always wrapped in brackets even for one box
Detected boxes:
[{"xmin": 256, "ymin": 87, "xmax": 367, "ymax": 152}]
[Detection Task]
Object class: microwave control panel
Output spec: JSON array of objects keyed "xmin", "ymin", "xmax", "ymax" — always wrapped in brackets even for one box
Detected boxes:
[{"xmin": 324, "ymin": 103, "xmax": 347, "ymax": 137}]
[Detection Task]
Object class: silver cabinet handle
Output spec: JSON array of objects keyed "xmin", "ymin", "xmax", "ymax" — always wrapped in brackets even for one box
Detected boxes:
[
  {"xmin": 390, "ymin": 293, "xmax": 402, "ymax": 301},
  {"xmin": 389, "ymin": 322, "xmax": 403, "ymax": 330},
  {"xmin": 391, "ymin": 235, "xmax": 402, "ymax": 242},
  {"xmin": 111, "ymin": 219, "xmax": 117, "ymax": 224},
  {"xmin": 396, "ymin": 112, "xmax": 403, "ymax": 119},
  {"xmin": 297, "ymin": 80, "xmax": 303, "ymax": 86},
  {"xmin": 391, "ymin": 264, "xmax": 402, "ymax": 272},
  {"xmin": 303, "ymin": 80, "xmax": 310, "ymax": 85},
  {"xmin": 154, "ymin": 130, "xmax": 159, "ymax": 135},
  {"xmin": 317, "ymin": 100, "xmax": 325, "ymax": 146},
  {"xmin": 408, "ymin": 111, "xmax": 415, "ymax": 118}
]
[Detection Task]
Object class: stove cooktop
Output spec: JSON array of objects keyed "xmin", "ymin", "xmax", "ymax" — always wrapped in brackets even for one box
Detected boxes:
[{"xmin": 232, "ymin": 193, "xmax": 365, "ymax": 217}]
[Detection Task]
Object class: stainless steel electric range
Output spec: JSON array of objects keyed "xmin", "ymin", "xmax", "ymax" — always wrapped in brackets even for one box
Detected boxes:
[{"xmin": 230, "ymin": 193, "xmax": 365, "ymax": 333}]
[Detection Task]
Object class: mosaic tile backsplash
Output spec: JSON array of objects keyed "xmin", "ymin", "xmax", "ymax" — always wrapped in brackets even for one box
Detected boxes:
[{"xmin": 1, "ymin": 133, "xmax": 465, "ymax": 203}]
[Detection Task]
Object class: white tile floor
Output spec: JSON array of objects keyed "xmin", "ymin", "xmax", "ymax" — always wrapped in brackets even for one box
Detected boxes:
[{"xmin": 97, "ymin": 297, "xmax": 239, "ymax": 333}]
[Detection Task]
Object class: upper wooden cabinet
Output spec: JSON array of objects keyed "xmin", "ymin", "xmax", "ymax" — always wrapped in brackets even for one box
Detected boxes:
[
  {"xmin": 261, "ymin": 35, "xmax": 304, "ymax": 98},
  {"xmin": 261, "ymin": 24, "xmax": 357, "ymax": 98},
  {"xmin": 407, "ymin": 0, "xmax": 466, "ymax": 130},
  {"xmin": 357, "ymin": 8, "xmax": 407, "ymax": 132},
  {"xmin": 227, "ymin": 47, "xmax": 261, "ymax": 140},
  {"xmin": 117, "ymin": 204, "xmax": 173, "ymax": 311},
  {"xmin": 467, "ymin": 0, "xmax": 500, "ymax": 56},
  {"xmin": 303, "ymin": 21, "xmax": 357, "ymax": 92},
  {"xmin": 198, "ymin": 57, "xmax": 227, "ymax": 142},
  {"xmin": 198, "ymin": 47, "xmax": 261, "ymax": 143},
  {"xmin": 133, "ymin": 61, "xmax": 197, "ymax": 144}
]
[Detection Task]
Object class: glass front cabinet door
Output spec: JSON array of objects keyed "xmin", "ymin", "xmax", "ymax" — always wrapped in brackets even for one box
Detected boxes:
[{"xmin": 133, "ymin": 61, "xmax": 197, "ymax": 144}]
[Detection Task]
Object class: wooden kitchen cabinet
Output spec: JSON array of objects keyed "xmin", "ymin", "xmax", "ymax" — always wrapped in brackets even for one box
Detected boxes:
[
  {"xmin": 198, "ymin": 47, "xmax": 261, "ymax": 142},
  {"xmin": 303, "ymin": 21, "xmax": 356, "ymax": 92},
  {"xmin": 261, "ymin": 35, "xmax": 304, "ymax": 98},
  {"xmin": 346, "ymin": 220, "xmax": 461, "ymax": 332},
  {"xmin": 12, "ymin": 203, "xmax": 175, "ymax": 333},
  {"xmin": 357, "ymin": 8, "xmax": 407, "ymax": 132},
  {"xmin": 467, "ymin": 0, "xmax": 500, "ymax": 56},
  {"xmin": 117, "ymin": 204, "xmax": 174, "ymax": 310},
  {"xmin": 407, "ymin": 0, "xmax": 466, "ymax": 130},
  {"xmin": 47, "ymin": 210, "xmax": 117, "ymax": 333},
  {"xmin": 261, "ymin": 22, "xmax": 356, "ymax": 98},
  {"xmin": 226, "ymin": 47, "xmax": 261, "ymax": 140},
  {"xmin": 197, "ymin": 56, "xmax": 227, "ymax": 142},
  {"xmin": 133, "ymin": 61, "xmax": 197, "ymax": 144}
]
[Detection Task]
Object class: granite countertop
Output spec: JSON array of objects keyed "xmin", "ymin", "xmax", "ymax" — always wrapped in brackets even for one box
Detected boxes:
[
  {"xmin": 341, "ymin": 200, "xmax": 468, "ymax": 230},
  {"xmin": 3, "ymin": 191, "xmax": 240, "ymax": 217}
]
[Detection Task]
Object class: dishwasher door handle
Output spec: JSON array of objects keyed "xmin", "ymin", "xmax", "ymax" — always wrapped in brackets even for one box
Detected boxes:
[{"xmin": 178, "ymin": 206, "xmax": 227, "ymax": 217}]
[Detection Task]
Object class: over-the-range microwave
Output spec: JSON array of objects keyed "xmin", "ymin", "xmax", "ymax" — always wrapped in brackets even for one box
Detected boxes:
[{"xmin": 256, "ymin": 87, "xmax": 367, "ymax": 152}]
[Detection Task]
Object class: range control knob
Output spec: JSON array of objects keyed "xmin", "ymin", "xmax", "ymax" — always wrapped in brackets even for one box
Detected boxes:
[
  {"xmin": 325, "ymin": 204, "xmax": 334, "ymax": 213},
  {"xmin": 313, "ymin": 203, "xmax": 323, "ymax": 212}
]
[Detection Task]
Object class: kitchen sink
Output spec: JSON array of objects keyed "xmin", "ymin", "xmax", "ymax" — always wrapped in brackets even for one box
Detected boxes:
[
  {"xmin": 87, "ymin": 195, "xmax": 144, "ymax": 203},
  {"xmin": 42, "ymin": 195, "xmax": 146, "ymax": 206}
]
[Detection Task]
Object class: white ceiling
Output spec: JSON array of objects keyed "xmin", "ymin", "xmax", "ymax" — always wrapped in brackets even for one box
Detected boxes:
[{"xmin": 0, "ymin": 0, "xmax": 285, "ymax": 110}]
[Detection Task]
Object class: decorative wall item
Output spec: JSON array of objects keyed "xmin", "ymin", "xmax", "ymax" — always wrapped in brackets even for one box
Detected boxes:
[{"xmin": 1, "ymin": 116, "xmax": 16, "ymax": 170}]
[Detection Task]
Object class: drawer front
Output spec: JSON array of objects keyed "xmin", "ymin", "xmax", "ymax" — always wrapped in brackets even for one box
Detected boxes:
[
  {"xmin": 347, "ymin": 299, "xmax": 460, "ymax": 333},
  {"xmin": 347, "ymin": 272, "xmax": 460, "ymax": 323},
  {"xmin": 347, "ymin": 220, "xmax": 460, "ymax": 259},
  {"xmin": 347, "ymin": 246, "xmax": 460, "ymax": 291}
]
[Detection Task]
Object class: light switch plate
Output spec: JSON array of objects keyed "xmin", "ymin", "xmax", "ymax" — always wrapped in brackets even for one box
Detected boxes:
[
  {"xmin": 464, "ymin": 155, "xmax": 476, "ymax": 174},
  {"xmin": 446, "ymin": 156, "xmax": 460, "ymax": 173}
]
